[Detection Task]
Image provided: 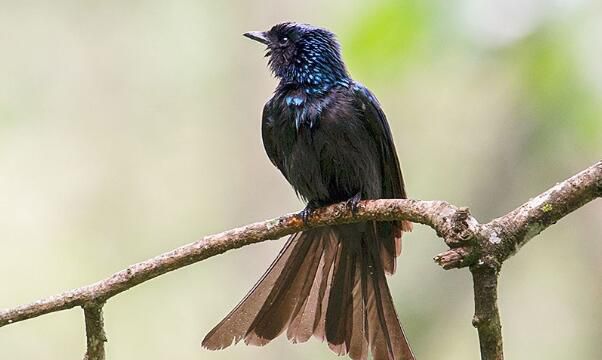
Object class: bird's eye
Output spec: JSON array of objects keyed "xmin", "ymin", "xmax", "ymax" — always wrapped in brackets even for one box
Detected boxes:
[{"xmin": 280, "ymin": 37, "xmax": 289, "ymax": 44}]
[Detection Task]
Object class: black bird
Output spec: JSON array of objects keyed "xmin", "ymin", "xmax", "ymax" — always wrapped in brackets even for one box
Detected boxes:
[{"xmin": 202, "ymin": 22, "xmax": 414, "ymax": 360}]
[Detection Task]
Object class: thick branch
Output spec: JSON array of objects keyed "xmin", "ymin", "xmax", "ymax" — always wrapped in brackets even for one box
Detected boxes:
[
  {"xmin": 0, "ymin": 199, "xmax": 469, "ymax": 327},
  {"xmin": 83, "ymin": 302, "xmax": 107, "ymax": 360},
  {"xmin": 486, "ymin": 160, "xmax": 602, "ymax": 264}
]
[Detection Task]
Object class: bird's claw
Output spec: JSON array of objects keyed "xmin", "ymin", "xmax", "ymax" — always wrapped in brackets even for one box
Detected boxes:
[
  {"xmin": 346, "ymin": 193, "xmax": 362, "ymax": 215},
  {"xmin": 300, "ymin": 202, "xmax": 318, "ymax": 224}
]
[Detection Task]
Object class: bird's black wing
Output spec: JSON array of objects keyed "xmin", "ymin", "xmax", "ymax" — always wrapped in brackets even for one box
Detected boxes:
[
  {"xmin": 261, "ymin": 98, "xmax": 289, "ymax": 180},
  {"xmin": 352, "ymin": 83, "xmax": 408, "ymax": 202},
  {"xmin": 352, "ymin": 83, "xmax": 412, "ymax": 275}
]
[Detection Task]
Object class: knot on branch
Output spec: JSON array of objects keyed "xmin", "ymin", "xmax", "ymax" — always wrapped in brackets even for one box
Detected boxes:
[
  {"xmin": 471, "ymin": 315, "xmax": 484, "ymax": 328},
  {"xmin": 433, "ymin": 206, "xmax": 480, "ymax": 270},
  {"xmin": 449, "ymin": 207, "xmax": 476, "ymax": 245}
]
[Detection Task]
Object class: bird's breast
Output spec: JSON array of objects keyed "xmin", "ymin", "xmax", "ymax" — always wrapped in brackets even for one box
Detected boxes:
[{"xmin": 272, "ymin": 91, "xmax": 381, "ymax": 204}]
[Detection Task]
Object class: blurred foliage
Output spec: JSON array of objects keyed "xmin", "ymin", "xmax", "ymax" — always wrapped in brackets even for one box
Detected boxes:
[
  {"xmin": 0, "ymin": 1, "xmax": 600, "ymax": 360},
  {"xmin": 511, "ymin": 26, "xmax": 602, "ymax": 150},
  {"xmin": 344, "ymin": 0, "xmax": 434, "ymax": 77}
]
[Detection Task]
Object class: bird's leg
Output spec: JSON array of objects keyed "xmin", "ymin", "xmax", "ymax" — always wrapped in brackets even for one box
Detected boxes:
[
  {"xmin": 299, "ymin": 200, "xmax": 320, "ymax": 224},
  {"xmin": 346, "ymin": 192, "xmax": 362, "ymax": 215}
]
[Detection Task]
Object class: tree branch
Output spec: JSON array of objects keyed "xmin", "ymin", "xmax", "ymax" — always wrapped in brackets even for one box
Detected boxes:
[
  {"xmin": 471, "ymin": 266, "xmax": 503, "ymax": 360},
  {"xmin": 434, "ymin": 160, "xmax": 602, "ymax": 269},
  {"xmin": 83, "ymin": 302, "xmax": 107, "ymax": 360},
  {"xmin": 489, "ymin": 160, "xmax": 602, "ymax": 263},
  {"xmin": 0, "ymin": 199, "xmax": 471, "ymax": 327},
  {"xmin": 0, "ymin": 160, "xmax": 600, "ymax": 360},
  {"xmin": 435, "ymin": 160, "xmax": 601, "ymax": 360}
]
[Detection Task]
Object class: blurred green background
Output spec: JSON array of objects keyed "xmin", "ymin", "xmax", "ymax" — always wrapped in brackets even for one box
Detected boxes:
[{"xmin": 1, "ymin": 1, "xmax": 601, "ymax": 359}]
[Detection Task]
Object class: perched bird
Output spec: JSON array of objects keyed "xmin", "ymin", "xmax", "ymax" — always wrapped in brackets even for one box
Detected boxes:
[{"xmin": 202, "ymin": 22, "xmax": 414, "ymax": 360}]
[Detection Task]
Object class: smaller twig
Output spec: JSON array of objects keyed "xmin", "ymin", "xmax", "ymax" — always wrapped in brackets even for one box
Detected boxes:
[
  {"xmin": 83, "ymin": 302, "xmax": 107, "ymax": 360},
  {"xmin": 471, "ymin": 264, "xmax": 503, "ymax": 360},
  {"xmin": 434, "ymin": 247, "xmax": 473, "ymax": 269}
]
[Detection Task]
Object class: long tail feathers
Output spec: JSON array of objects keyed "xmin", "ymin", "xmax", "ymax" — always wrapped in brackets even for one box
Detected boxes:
[{"xmin": 201, "ymin": 223, "xmax": 415, "ymax": 360}]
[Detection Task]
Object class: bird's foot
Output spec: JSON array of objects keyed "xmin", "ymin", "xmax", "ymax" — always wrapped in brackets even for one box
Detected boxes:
[
  {"xmin": 299, "ymin": 201, "xmax": 319, "ymax": 224},
  {"xmin": 346, "ymin": 193, "xmax": 362, "ymax": 215}
]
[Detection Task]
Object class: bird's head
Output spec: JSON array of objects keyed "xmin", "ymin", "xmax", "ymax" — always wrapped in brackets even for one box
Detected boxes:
[{"xmin": 244, "ymin": 22, "xmax": 349, "ymax": 92}]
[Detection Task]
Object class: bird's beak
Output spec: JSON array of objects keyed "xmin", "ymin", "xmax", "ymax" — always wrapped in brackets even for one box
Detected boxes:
[{"xmin": 243, "ymin": 31, "xmax": 269, "ymax": 45}]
